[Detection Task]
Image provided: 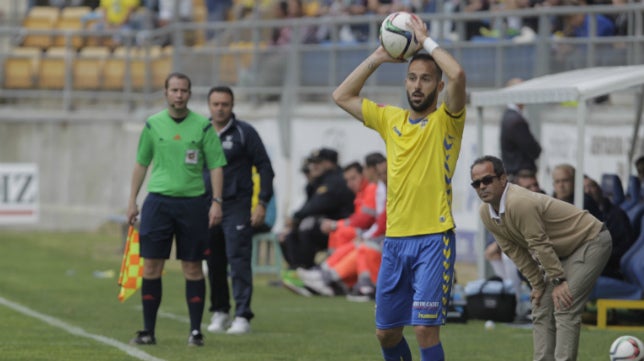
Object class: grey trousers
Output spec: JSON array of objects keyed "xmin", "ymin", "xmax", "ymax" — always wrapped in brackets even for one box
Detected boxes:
[{"xmin": 532, "ymin": 229, "xmax": 612, "ymax": 361}]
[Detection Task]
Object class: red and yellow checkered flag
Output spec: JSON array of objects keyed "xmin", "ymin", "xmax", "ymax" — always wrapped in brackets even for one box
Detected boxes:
[{"xmin": 118, "ymin": 225, "xmax": 144, "ymax": 302}]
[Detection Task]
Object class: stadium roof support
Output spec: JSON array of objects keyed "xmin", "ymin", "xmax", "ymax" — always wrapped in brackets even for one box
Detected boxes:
[{"xmin": 470, "ymin": 65, "xmax": 644, "ymax": 278}]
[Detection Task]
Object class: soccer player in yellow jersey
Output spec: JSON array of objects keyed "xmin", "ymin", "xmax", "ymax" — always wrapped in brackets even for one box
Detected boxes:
[{"xmin": 332, "ymin": 15, "xmax": 466, "ymax": 361}]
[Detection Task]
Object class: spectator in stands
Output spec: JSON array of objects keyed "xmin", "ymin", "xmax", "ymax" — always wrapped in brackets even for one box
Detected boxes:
[
  {"xmin": 500, "ymin": 78, "xmax": 542, "ymax": 180},
  {"xmin": 514, "ymin": 169, "xmax": 545, "ymax": 193},
  {"xmin": 256, "ymin": 0, "xmax": 319, "ymax": 101},
  {"xmin": 456, "ymin": 0, "xmax": 491, "ymax": 40},
  {"xmin": 561, "ymin": 0, "xmax": 616, "ymax": 37},
  {"xmin": 93, "ymin": 0, "xmax": 144, "ymax": 46},
  {"xmin": 551, "ymin": 163, "xmax": 603, "ymax": 220},
  {"xmin": 280, "ymin": 147, "xmax": 355, "ymax": 295},
  {"xmin": 206, "ymin": 0, "xmax": 232, "ymax": 22},
  {"xmin": 367, "ymin": 0, "xmax": 412, "ymax": 15},
  {"xmin": 157, "ymin": 0, "xmax": 192, "ymax": 27},
  {"xmin": 584, "ymin": 175, "xmax": 634, "ymax": 280},
  {"xmin": 203, "ymin": 0, "xmax": 231, "ymax": 39}
]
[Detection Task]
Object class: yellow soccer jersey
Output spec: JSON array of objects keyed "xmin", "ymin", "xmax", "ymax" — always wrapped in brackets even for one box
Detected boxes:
[{"xmin": 362, "ymin": 99, "xmax": 466, "ymax": 237}]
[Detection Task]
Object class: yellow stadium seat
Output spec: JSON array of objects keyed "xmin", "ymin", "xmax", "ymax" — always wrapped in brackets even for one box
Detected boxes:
[
  {"xmin": 22, "ymin": 6, "xmax": 60, "ymax": 49},
  {"xmin": 152, "ymin": 46, "xmax": 174, "ymax": 89},
  {"xmin": 101, "ymin": 46, "xmax": 170, "ymax": 91},
  {"xmin": 37, "ymin": 47, "xmax": 70, "ymax": 89},
  {"xmin": 73, "ymin": 46, "xmax": 110, "ymax": 90},
  {"xmin": 102, "ymin": 47, "xmax": 130, "ymax": 90},
  {"xmin": 3, "ymin": 47, "xmax": 41, "ymax": 89},
  {"xmin": 192, "ymin": 5, "xmax": 208, "ymax": 46},
  {"xmin": 54, "ymin": 6, "xmax": 92, "ymax": 49}
]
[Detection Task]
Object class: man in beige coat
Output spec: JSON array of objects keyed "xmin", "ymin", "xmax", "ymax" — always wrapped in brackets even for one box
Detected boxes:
[{"xmin": 470, "ymin": 155, "xmax": 611, "ymax": 361}]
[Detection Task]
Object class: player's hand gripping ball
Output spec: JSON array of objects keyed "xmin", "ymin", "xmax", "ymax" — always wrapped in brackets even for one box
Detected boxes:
[{"xmin": 379, "ymin": 11, "xmax": 422, "ymax": 61}]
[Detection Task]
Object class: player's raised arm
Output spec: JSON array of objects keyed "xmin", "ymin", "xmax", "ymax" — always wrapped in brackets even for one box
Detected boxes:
[
  {"xmin": 409, "ymin": 16, "xmax": 466, "ymax": 115},
  {"xmin": 332, "ymin": 46, "xmax": 397, "ymax": 123}
]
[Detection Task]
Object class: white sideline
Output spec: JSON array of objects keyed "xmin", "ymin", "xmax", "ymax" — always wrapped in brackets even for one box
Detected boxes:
[{"xmin": 0, "ymin": 296, "xmax": 166, "ymax": 361}]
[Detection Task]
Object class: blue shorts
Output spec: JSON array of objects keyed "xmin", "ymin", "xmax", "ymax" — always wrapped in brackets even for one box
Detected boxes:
[
  {"xmin": 375, "ymin": 231, "xmax": 456, "ymax": 329},
  {"xmin": 139, "ymin": 193, "xmax": 209, "ymax": 261}
]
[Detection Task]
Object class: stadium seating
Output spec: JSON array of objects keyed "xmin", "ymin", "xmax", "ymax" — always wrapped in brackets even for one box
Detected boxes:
[
  {"xmin": 620, "ymin": 175, "xmax": 641, "ymax": 211},
  {"xmin": 22, "ymin": 6, "xmax": 60, "ymax": 49},
  {"xmin": 3, "ymin": 47, "xmax": 41, "ymax": 89},
  {"xmin": 102, "ymin": 47, "xmax": 128, "ymax": 90},
  {"xmin": 54, "ymin": 6, "xmax": 92, "ymax": 49},
  {"xmin": 152, "ymin": 46, "xmax": 174, "ymax": 89},
  {"xmin": 601, "ymin": 173, "xmax": 625, "ymax": 206},
  {"xmin": 589, "ymin": 216, "xmax": 644, "ymax": 302},
  {"xmin": 37, "ymin": 47, "xmax": 69, "ymax": 89},
  {"xmin": 73, "ymin": 46, "xmax": 110, "ymax": 90},
  {"xmin": 626, "ymin": 203, "xmax": 644, "ymax": 239},
  {"xmin": 102, "ymin": 46, "xmax": 170, "ymax": 91},
  {"xmin": 620, "ymin": 216, "xmax": 644, "ymax": 289}
]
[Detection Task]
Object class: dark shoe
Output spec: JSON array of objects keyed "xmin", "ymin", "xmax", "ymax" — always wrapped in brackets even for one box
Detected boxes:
[
  {"xmin": 130, "ymin": 330, "xmax": 156, "ymax": 345},
  {"xmin": 188, "ymin": 330, "xmax": 204, "ymax": 347}
]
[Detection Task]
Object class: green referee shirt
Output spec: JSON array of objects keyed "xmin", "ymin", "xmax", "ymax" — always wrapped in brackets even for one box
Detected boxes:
[{"xmin": 136, "ymin": 109, "xmax": 227, "ymax": 197}]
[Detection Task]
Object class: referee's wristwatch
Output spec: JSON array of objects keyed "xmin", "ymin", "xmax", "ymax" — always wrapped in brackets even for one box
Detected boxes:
[
  {"xmin": 211, "ymin": 197, "xmax": 223, "ymax": 205},
  {"xmin": 551, "ymin": 277, "xmax": 566, "ymax": 286}
]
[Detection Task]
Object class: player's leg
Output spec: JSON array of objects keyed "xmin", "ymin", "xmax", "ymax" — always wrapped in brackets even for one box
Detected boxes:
[
  {"xmin": 411, "ymin": 231, "xmax": 456, "ymax": 361},
  {"xmin": 134, "ymin": 193, "xmax": 175, "ymax": 345},
  {"xmin": 175, "ymin": 195, "xmax": 210, "ymax": 346},
  {"xmin": 553, "ymin": 229, "xmax": 611, "ymax": 361},
  {"xmin": 205, "ymin": 223, "xmax": 230, "ymax": 332},
  {"xmin": 532, "ymin": 281, "xmax": 556, "ymax": 360},
  {"xmin": 375, "ymin": 237, "xmax": 413, "ymax": 361},
  {"xmin": 222, "ymin": 198, "xmax": 254, "ymax": 334}
]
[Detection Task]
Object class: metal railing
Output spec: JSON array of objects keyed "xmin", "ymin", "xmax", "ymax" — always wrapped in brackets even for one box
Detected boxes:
[{"xmin": 0, "ymin": 3, "xmax": 642, "ymax": 111}]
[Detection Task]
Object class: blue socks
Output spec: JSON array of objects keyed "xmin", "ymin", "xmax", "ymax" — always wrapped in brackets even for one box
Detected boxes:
[
  {"xmin": 382, "ymin": 337, "xmax": 412, "ymax": 361},
  {"xmin": 420, "ymin": 342, "xmax": 444, "ymax": 361}
]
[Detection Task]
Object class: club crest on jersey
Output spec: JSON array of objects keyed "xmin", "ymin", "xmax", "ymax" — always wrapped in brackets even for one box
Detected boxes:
[{"xmin": 222, "ymin": 135, "xmax": 234, "ymax": 150}]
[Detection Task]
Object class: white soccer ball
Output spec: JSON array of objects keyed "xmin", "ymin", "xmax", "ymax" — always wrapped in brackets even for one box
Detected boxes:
[
  {"xmin": 609, "ymin": 335, "xmax": 644, "ymax": 361},
  {"xmin": 379, "ymin": 11, "xmax": 421, "ymax": 61}
]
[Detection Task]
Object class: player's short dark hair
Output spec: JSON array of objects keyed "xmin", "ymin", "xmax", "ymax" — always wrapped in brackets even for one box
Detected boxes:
[
  {"xmin": 409, "ymin": 53, "xmax": 443, "ymax": 80},
  {"xmin": 471, "ymin": 155, "xmax": 506, "ymax": 176},
  {"xmin": 365, "ymin": 152, "xmax": 386, "ymax": 167},
  {"xmin": 343, "ymin": 161, "xmax": 363, "ymax": 174},
  {"xmin": 165, "ymin": 72, "xmax": 191, "ymax": 90},
  {"xmin": 208, "ymin": 85, "xmax": 235, "ymax": 103}
]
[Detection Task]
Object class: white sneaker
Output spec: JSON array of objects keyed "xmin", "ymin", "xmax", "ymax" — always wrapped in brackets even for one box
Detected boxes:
[
  {"xmin": 297, "ymin": 268, "xmax": 334, "ymax": 297},
  {"xmin": 207, "ymin": 312, "xmax": 229, "ymax": 333},
  {"xmin": 226, "ymin": 317, "xmax": 250, "ymax": 335}
]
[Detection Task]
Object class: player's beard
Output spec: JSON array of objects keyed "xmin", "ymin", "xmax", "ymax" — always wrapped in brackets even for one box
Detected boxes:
[{"xmin": 407, "ymin": 86, "xmax": 437, "ymax": 113}]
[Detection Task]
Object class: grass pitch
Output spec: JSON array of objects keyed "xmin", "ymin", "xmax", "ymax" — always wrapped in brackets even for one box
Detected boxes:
[{"xmin": 0, "ymin": 229, "xmax": 640, "ymax": 361}]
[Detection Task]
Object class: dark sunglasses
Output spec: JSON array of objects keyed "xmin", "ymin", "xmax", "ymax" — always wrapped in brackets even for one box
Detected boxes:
[{"xmin": 470, "ymin": 175, "xmax": 499, "ymax": 189}]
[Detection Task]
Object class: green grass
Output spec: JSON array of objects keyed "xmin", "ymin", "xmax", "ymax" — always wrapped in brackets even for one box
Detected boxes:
[{"xmin": 0, "ymin": 230, "xmax": 641, "ymax": 361}]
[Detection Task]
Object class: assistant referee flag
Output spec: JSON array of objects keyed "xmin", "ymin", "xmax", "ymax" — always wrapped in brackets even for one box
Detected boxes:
[{"xmin": 118, "ymin": 226, "xmax": 144, "ymax": 302}]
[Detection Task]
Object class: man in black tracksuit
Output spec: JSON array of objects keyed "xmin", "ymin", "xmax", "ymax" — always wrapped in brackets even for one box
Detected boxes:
[
  {"xmin": 282, "ymin": 148, "xmax": 355, "ymax": 270},
  {"xmin": 204, "ymin": 86, "xmax": 274, "ymax": 335}
]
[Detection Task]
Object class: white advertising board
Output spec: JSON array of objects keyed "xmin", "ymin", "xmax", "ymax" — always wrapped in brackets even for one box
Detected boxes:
[{"xmin": 0, "ymin": 163, "xmax": 39, "ymax": 224}]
